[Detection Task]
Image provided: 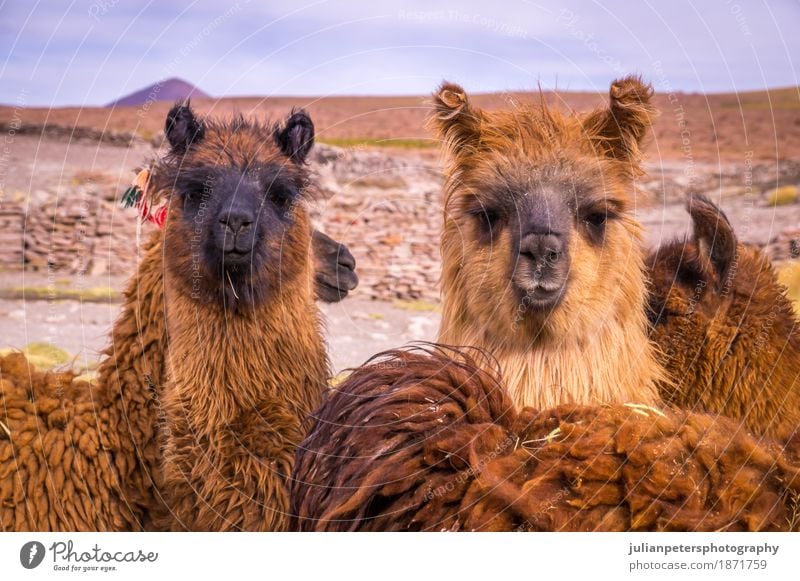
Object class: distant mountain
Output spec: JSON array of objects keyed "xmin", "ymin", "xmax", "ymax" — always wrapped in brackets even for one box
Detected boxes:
[{"xmin": 107, "ymin": 78, "xmax": 210, "ymax": 107}]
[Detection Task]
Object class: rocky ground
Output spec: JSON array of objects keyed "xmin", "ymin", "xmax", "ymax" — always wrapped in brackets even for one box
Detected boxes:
[
  {"xmin": 0, "ymin": 272, "xmax": 441, "ymax": 375},
  {"xmin": 1, "ymin": 133, "xmax": 799, "ymax": 373}
]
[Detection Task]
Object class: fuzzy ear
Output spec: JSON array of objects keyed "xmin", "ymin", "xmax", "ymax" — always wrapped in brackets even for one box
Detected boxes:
[
  {"xmin": 584, "ymin": 75, "xmax": 656, "ymax": 161},
  {"xmin": 165, "ymin": 101, "xmax": 204, "ymax": 153},
  {"xmin": 429, "ymin": 82, "xmax": 481, "ymax": 153},
  {"xmin": 275, "ymin": 109, "xmax": 315, "ymax": 163},
  {"xmin": 688, "ymin": 195, "xmax": 737, "ymax": 291}
]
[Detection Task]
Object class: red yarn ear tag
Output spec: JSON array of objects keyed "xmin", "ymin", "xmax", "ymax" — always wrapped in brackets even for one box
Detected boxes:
[{"xmin": 121, "ymin": 167, "xmax": 167, "ymax": 228}]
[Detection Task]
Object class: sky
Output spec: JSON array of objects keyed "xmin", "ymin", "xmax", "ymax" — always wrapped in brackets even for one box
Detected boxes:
[{"xmin": 1, "ymin": 0, "xmax": 798, "ymax": 107}]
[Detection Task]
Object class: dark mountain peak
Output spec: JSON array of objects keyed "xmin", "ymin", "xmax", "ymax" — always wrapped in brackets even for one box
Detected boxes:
[{"xmin": 107, "ymin": 78, "xmax": 211, "ymax": 107}]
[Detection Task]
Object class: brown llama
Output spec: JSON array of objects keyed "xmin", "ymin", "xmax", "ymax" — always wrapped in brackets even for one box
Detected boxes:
[
  {"xmin": 0, "ymin": 218, "xmax": 176, "ymax": 531},
  {"xmin": 291, "ymin": 345, "xmax": 800, "ymax": 531},
  {"xmin": 434, "ymin": 76, "xmax": 666, "ymax": 410},
  {"xmin": 648, "ymin": 195, "xmax": 800, "ymax": 438},
  {"xmin": 0, "ymin": 104, "xmax": 333, "ymax": 531},
  {"xmin": 0, "ymin": 242, "xmax": 165, "ymax": 531},
  {"xmin": 152, "ymin": 103, "xmax": 328, "ymax": 531}
]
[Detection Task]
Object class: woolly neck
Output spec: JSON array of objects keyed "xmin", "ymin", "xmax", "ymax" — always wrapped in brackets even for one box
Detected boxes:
[{"xmin": 162, "ymin": 269, "xmax": 329, "ymax": 433}]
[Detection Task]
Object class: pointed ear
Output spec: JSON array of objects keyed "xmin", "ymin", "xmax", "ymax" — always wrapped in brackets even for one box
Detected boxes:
[
  {"xmin": 275, "ymin": 109, "xmax": 314, "ymax": 163},
  {"xmin": 429, "ymin": 82, "xmax": 482, "ymax": 154},
  {"xmin": 584, "ymin": 75, "xmax": 656, "ymax": 162},
  {"xmin": 165, "ymin": 101, "xmax": 204, "ymax": 153},
  {"xmin": 688, "ymin": 195, "xmax": 737, "ymax": 292}
]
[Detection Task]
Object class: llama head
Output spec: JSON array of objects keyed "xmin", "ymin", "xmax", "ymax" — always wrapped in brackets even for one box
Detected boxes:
[
  {"xmin": 647, "ymin": 195, "xmax": 798, "ymax": 383},
  {"xmin": 648, "ymin": 195, "xmax": 738, "ymax": 320},
  {"xmin": 433, "ymin": 76, "xmax": 656, "ymax": 344},
  {"xmin": 154, "ymin": 103, "xmax": 316, "ymax": 310}
]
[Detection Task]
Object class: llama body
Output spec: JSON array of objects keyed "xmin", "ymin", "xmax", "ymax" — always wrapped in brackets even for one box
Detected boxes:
[
  {"xmin": 292, "ymin": 345, "xmax": 800, "ymax": 531},
  {"xmin": 290, "ymin": 77, "xmax": 800, "ymax": 532},
  {"xmin": 0, "ymin": 231, "xmax": 168, "ymax": 531},
  {"xmin": 1, "ymin": 104, "xmax": 332, "ymax": 532},
  {"xmin": 648, "ymin": 196, "xmax": 800, "ymax": 437},
  {"xmin": 433, "ymin": 77, "xmax": 665, "ymax": 409}
]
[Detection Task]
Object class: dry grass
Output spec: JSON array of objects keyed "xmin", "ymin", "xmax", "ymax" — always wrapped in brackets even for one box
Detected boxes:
[
  {"xmin": 2, "ymin": 85, "xmax": 798, "ymax": 160},
  {"xmin": 70, "ymin": 169, "xmax": 116, "ymax": 186},
  {"xmin": 0, "ymin": 343, "xmax": 99, "ymax": 375},
  {"xmin": 348, "ymin": 174, "xmax": 408, "ymax": 190},
  {"xmin": 393, "ymin": 299, "xmax": 441, "ymax": 312},
  {"xmin": 0, "ymin": 285, "xmax": 120, "ymax": 302},
  {"xmin": 778, "ymin": 261, "xmax": 800, "ymax": 314},
  {"xmin": 767, "ymin": 185, "xmax": 799, "ymax": 206},
  {"xmin": 0, "ymin": 342, "xmax": 70, "ymax": 370},
  {"xmin": 319, "ymin": 137, "xmax": 436, "ymax": 149}
]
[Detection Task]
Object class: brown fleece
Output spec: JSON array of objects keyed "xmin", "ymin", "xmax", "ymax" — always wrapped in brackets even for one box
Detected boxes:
[
  {"xmin": 648, "ymin": 196, "xmax": 800, "ymax": 438},
  {"xmin": 291, "ymin": 345, "xmax": 800, "ymax": 532},
  {"xmin": 0, "ymin": 231, "xmax": 171, "ymax": 531}
]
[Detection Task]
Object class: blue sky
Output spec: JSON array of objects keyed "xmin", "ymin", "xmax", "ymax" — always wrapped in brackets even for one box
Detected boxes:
[{"xmin": 1, "ymin": 0, "xmax": 798, "ymax": 106}]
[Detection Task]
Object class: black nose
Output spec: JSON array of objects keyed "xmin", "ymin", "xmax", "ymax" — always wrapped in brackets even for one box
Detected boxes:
[
  {"xmin": 219, "ymin": 209, "xmax": 254, "ymax": 235},
  {"xmin": 519, "ymin": 232, "xmax": 565, "ymax": 267},
  {"xmin": 335, "ymin": 244, "xmax": 356, "ymax": 270}
]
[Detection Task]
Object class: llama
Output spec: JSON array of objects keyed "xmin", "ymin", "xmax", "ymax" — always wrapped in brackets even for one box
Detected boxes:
[
  {"xmin": 1, "ymin": 104, "xmax": 333, "ymax": 531},
  {"xmin": 434, "ymin": 76, "xmax": 666, "ymax": 410},
  {"xmin": 291, "ymin": 345, "xmax": 800, "ymax": 531},
  {"xmin": 289, "ymin": 77, "xmax": 800, "ymax": 532},
  {"xmin": 151, "ymin": 103, "xmax": 329, "ymax": 531},
  {"xmin": 0, "ymin": 218, "xmax": 174, "ymax": 531},
  {"xmin": 648, "ymin": 195, "xmax": 800, "ymax": 438}
]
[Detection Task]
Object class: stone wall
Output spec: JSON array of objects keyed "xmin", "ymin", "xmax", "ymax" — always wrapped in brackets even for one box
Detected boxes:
[{"xmin": 2, "ymin": 137, "xmax": 798, "ymax": 302}]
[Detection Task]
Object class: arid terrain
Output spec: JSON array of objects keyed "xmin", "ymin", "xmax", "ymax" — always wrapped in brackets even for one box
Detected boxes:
[
  {"xmin": 1, "ymin": 86, "xmax": 799, "ymax": 375},
  {"xmin": 3, "ymin": 85, "xmax": 800, "ymax": 158}
]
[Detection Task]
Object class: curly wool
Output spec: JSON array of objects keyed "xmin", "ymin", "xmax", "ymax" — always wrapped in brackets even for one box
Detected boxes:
[
  {"xmin": 0, "ymin": 353, "xmax": 148, "ymax": 531},
  {"xmin": 0, "ymin": 232, "xmax": 170, "ymax": 532},
  {"xmin": 291, "ymin": 345, "xmax": 800, "ymax": 532}
]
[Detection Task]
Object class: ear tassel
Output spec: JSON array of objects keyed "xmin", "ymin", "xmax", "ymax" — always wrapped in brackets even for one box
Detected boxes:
[{"xmin": 120, "ymin": 166, "xmax": 167, "ymax": 229}]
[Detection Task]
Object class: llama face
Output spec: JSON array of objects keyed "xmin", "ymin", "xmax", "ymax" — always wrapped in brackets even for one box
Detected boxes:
[
  {"xmin": 647, "ymin": 196, "xmax": 738, "ymax": 330},
  {"xmin": 156, "ymin": 104, "xmax": 316, "ymax": 309},
  {"xmin": 646, "ymin": 196, "xmax": 791, "ymax": 368},
  {"xmin": 434, "ymin": 77, "xmax": 656, "ymax": 342}
]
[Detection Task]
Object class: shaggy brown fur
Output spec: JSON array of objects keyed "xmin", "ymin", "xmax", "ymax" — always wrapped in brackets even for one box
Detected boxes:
[
  {"xmin": 433, "ymin": 77, "xmax": 666, "ymax": 410},
  {"xmin": 0, "ymin": 227, "xmax": 173, "ymax": 531},
  {"xmin": 648, "ymin": 196, "xmax": 800, "ymax": 438},
  {"xmin": 291, "ymin": 345, "xmax": 800, "ymax": 532},
  {"xmin": 0, "ymin": 351, "xmax": 159, "ymax": 531},
  {"xmin": 153, "ymin": 104, "xmax": 329, "ymax": 531}
]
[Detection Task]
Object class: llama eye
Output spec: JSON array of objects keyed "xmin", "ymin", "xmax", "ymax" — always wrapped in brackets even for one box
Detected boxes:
[
  {"xmin": 182, "ymin": 187, "xmax": 204, "ymax": 205},
  {"xmin": 268, "ymin": 188, "xmax": 295, "ymax": 209},
  {"xmin": 468, "ymin": 207, "xmax": 502, "ymax": 228},
  {"xmin": 584, "ymin": 212, "xmax": 607, "ymax": 228}
]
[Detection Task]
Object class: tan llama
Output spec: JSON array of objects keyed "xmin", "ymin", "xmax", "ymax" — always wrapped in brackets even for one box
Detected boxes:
[{"xmin": 433, "ymin": 76, "xmax": 667, "ymax": 409}]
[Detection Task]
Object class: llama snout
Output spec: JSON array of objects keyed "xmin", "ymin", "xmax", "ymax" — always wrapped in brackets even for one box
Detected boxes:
[
  {"xmin": 216, "ymin": 205, "xmax": 257, "ymax": 258},
  {"xmin": 514, "ymin": 231, "xmax": 570, "ymax": 306}
]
